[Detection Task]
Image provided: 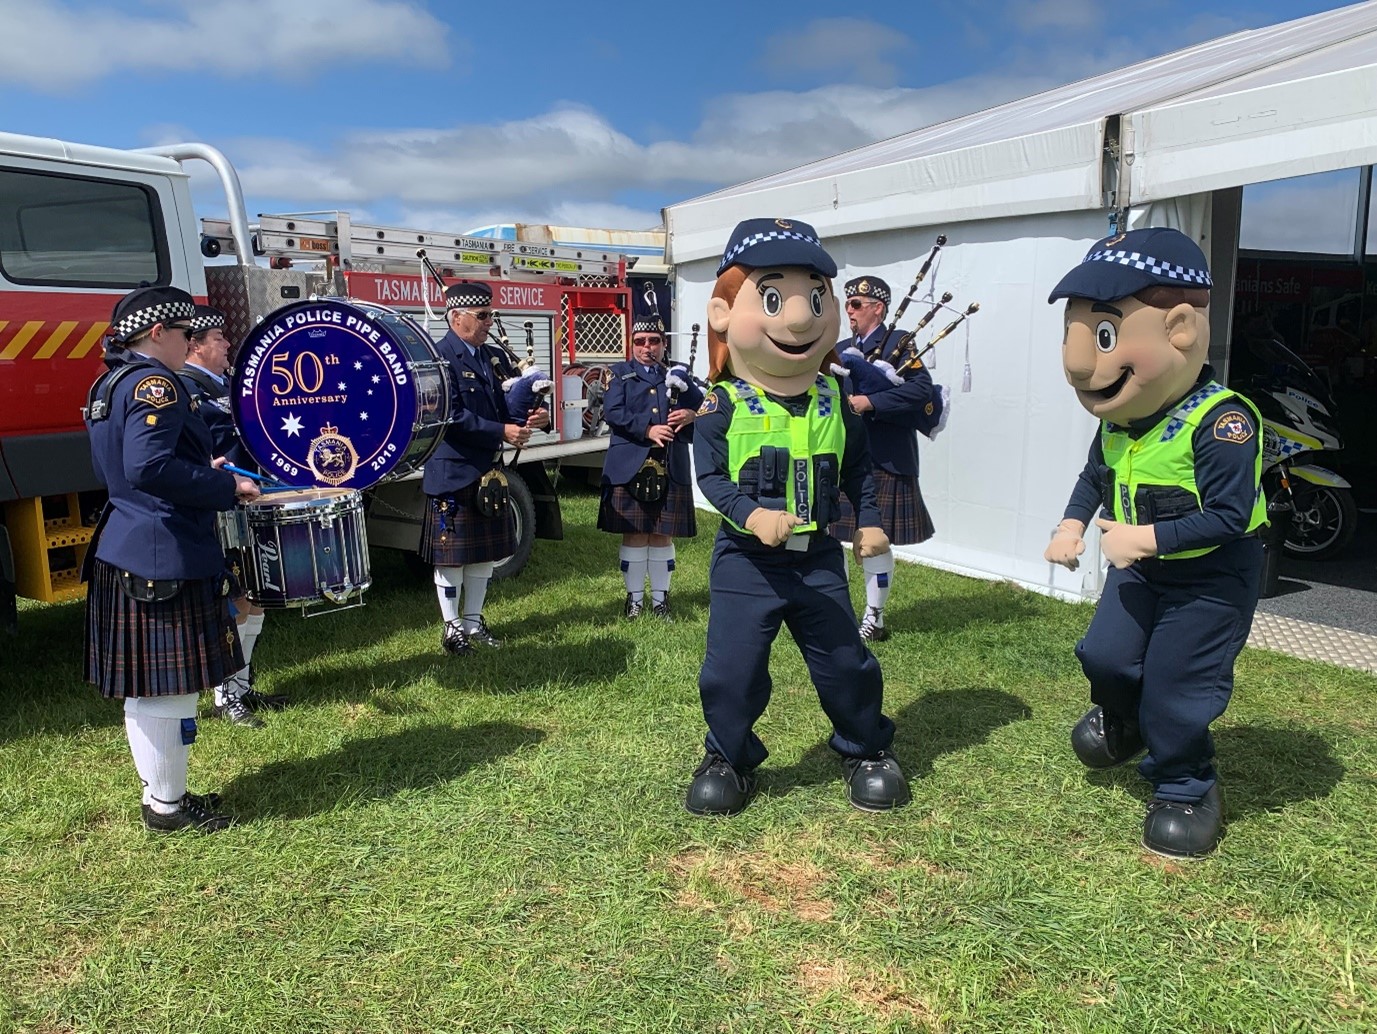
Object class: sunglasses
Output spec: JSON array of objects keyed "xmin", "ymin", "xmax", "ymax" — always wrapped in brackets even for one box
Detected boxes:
[
  {"xmin": 845, "ymin": 298, "xmax": 875, "ymax": 310},
  {"xmin": 464, "ymin": 310, "xmax": 495, "ymax": 321},
  {"xmin": 163, "ymin": 322, "xmax": 193, "ymax": 336}
]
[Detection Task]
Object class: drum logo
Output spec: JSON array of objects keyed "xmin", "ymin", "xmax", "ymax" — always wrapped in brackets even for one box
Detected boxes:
[{"xmin": 308, "ymin": 424, "xmax": 360, "ymax": 486}]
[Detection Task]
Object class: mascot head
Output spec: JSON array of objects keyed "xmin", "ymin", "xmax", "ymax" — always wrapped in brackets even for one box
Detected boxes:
[
  {"xmin": 706, "ymin": 218, "xmax": 842, "ymax": 396},
  {"xmin": 1048, "ymin": 227, "xmax": 1212, "ymax": 424}
]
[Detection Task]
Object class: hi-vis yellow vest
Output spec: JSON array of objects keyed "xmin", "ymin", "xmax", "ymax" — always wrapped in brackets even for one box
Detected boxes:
[
  {"xmin": 1101, "ymin": 381, "xmax": 1267, "ymax": 560},
  {"xmin": 722, "ymin": 375, "xmax": 846, "ymax": 534}
]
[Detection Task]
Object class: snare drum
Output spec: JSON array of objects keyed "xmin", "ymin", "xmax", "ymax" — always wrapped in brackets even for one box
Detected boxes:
[{"xmin": 219, "ymin": 488, "xmax": 371, "ymax": 610}]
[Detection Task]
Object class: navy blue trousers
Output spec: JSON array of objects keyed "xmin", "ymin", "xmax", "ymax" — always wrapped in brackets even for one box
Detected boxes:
[
  {"xmin": 1076, "ymin": 537, "xmax": 1262, "ymax": 802},
  {"xmin": 697, "ymin": 532, "xmax": 894, "ymax": 771}
]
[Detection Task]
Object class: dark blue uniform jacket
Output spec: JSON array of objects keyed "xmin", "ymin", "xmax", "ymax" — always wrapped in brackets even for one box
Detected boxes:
[
  {"xmin": 838, "ymin": 325, "xmax": 938, "ymax": 476},
  {"xmin": 87, "ymin": 353, "xmax": 238, "ymax": 580},
  {"xmin": 423, "ymin": 330, "xmax": 512, "ymax": 496},
  {"xmin": 177, "ymin": 362, "xmax": 251, "ymax": 469},
  {"xmin": 602, "ymin": 360, "xmax": 705, "ymax": 486}
]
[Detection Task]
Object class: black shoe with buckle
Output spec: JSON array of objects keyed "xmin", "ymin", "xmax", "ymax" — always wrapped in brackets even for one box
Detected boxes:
[
  {"xmin": 142, "ymin": 793, "xmax": 236, "ymax": 834},
  {"xmin": 624, "ymin": 594, "xmax": 644, "ymax": 620},
  {"xmin": 210, "ymin": 694, "xmax": 266, "ymax": 729},
  {"xmin": 651, "ymin": 593, "xmax": 671, "ymax": 621},
  {"xmin": 441, "ymin": 619, "xmax": 472, "ymax": 656},
  {"xmin": 685, "ymin": 752, "xmax": 757, "ymax": 816},
  {"xmin": 859, "ymin": 607, "xmax": 889, "ymax": 642},
  {"xmin": 1142, "ymin": 784, "xmax": 1223, "ymax": 859},
  {"xmin": 1071, "ymin": 706, "xmax": 1144, "ymax": 769},
  {"xmin": 466, "ymin": 616, "xmax": 502, "ymax": 648},
  {"xmin": 843, "ymin": 750, "xmax": 911, "ymax": 812}
]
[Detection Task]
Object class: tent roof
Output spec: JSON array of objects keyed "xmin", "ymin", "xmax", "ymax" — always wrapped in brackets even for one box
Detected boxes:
[{"xmin": 665, "ymin": 2, "xmax": 1377, "ymax": 264}]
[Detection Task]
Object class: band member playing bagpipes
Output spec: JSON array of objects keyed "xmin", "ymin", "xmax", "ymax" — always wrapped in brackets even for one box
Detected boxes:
[
  {"xmin": 598, "ymin": 291, "xmax": 702, "ymax": 620},
  {"xmin": 830, "ymin": 273, "xmax": 945, "ymax": 642},
  {"xmin": 421, "ymin": 282, "xmax": 540, "ymax": 656}
]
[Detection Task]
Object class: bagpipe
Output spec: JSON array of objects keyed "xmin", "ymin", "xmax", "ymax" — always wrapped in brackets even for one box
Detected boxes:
[
  {"xmin": 835, "ymin": 234, "xmax": 978, "ymax": 440},
  {"xmin": 636, "ymin": 282, "xmax": 709, "ymax": 409}
]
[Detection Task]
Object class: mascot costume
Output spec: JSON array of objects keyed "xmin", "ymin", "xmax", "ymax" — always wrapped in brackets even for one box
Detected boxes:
[
  {"xmin": 1045, "ymin": 227, "xmax": 1267, "ymax": 859},
  {"xmin": 686, "ymin": 218, "xmax": 912, "ymax": 817}
]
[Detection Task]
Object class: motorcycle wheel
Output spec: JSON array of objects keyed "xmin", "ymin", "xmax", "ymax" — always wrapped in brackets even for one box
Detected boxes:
[{"xmin": 1283, "ymin": 483, "xmax": 1357, "ymax": 560}]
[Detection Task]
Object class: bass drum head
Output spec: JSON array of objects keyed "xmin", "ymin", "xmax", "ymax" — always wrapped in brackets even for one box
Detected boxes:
[{"xmin": 231, "ymin": 299, "xmax": 448, "ymax": 489}]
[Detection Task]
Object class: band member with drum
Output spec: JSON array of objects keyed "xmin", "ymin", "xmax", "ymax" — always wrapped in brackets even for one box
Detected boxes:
[
  {"xmin": 422, "ymin": 282, "xmax": 530, "ymax": 655},
  {"xmin": 83, "ymin": 286, "xmax": 260, "ymax": 833},
  {"xmin": 830, "ymin": 276, "xmax": 939, "ymax": 642},
  {"xmin": 598, "ymin": 311, "xmax": 702, "ymax": 619},
  {"xmin": 178, "ymin": 305, "xmax": 288, "ymax": 728}
]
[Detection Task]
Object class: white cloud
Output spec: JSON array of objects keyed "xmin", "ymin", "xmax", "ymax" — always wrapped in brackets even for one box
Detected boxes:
[
  {"xmin": 762, "ymin": 17, "xmax": 912, "ymax": 86},
  {"xmin": 1008, "ymin": 0, "xmax": 1106, "ymax": 33},
  {"xmin": 0, "ymin": 0, "xmax": 449, "ymax": 90}
]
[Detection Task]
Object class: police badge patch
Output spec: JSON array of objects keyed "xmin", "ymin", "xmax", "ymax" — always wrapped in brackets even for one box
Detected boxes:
[
  {"xmin": 697, "ymin": 392, "xmax": 719, "ymax": 416},
  {"xmin": 1213, "ymin": 410, "xmax": 1254, "ymax": 443},
  {"xmin": 133, "ymin": 375, "xmax": 177, "ymax": 408}
]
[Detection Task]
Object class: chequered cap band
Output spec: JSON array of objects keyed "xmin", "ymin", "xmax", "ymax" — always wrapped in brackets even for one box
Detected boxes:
[
  {"xmin": 187, "ymin": 311, "xmax": 225, "ymax": 334},
  {"xmin": 845, "ymin": 281, "xmax": 890, "ymax": 305},
  {"xmin": 1086, "ymin": 249, "xmax": 1212, "ymax": 287},
  {"xmin": 112, "ymin": 299, "xmax": 196, "ymax": 342},
  {"xmin": 445, "ymin": 289, "xmax": 491, "ymax": 310},
  {"xmin": 721, "ymin": 229, "xmax": 822, "ymax": 269},
  {"xmin": 632, "ymin": 318, "xmax": 664, "ymax": 334}
]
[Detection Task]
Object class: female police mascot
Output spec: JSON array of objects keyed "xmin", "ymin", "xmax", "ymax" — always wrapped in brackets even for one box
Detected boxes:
[
  {"xmin": 83, "ymin": 286, "xmax": 260, "ymax": 833},
  {"xmin": 686, "ymin": 219, "xmax": 911, "ymax": 817}
]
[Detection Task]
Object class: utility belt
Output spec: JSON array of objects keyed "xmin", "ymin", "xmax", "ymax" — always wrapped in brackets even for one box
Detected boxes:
[
  {"xmin": 1102, "ymin": 477, "xmax": 1201, "ymax": 525},
  {"xmin": 737, "ymin": 445, "xmax": 840, "ymax": 532},
  {"xmin": 628, "ymin": 449, "xmax": 668, "ymax": 504}
]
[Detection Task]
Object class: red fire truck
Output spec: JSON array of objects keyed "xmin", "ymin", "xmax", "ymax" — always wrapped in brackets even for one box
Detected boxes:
[{"xmin": 0, "ymin": 133, "xmax": 638, "ymax": 633}]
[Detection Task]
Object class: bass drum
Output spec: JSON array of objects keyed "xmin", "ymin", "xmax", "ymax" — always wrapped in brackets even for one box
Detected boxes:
[{"xmin": 231, "ymin": 299, "xmax": 449, "ymax": 490}]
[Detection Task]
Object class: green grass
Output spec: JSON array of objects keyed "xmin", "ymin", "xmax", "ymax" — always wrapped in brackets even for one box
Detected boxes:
[{"xmin": 1, "ymin": 485, "xmax": 1374, "ymax": 1033}]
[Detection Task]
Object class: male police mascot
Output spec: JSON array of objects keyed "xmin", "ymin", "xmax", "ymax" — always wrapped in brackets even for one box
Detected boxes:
[
  {"xmin": 1045, "ymin": 227, "xmax": 1267, "ymax": 859},
  {"xmin": 686, "ymin": 218, "xmax": 911, "ymax": 817}
]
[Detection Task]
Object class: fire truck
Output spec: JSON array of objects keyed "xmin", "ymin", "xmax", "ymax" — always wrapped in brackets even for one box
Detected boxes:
[{"xmin": 0, "ymin": 133, "xmax": 642, "ymax": 634}]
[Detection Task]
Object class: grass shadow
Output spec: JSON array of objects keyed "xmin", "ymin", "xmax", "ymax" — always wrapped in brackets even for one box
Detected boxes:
[
  {"xmin": 885, "ymin": 589, "xmax": 1051, "ymax": 637},
  {"xmin": 1085, "ymin": 724, "xmax": 1345, "ymax": 819},
  {"xmin": 222, "ymin": 721, "xmax": 545, "ymax": 820},
  {"xmin": 764, "ymin": 687, "xmax": 1032, "ymax": 794}
]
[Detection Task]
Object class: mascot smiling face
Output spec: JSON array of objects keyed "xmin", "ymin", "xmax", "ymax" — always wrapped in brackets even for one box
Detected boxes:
[
  {"xmin": 705, "ymin": 218, "xmax": 841, "ymax": 396},
  {"xmin": 1049, "ymin": 227, "xmax": 1213, "ymax": 424}
]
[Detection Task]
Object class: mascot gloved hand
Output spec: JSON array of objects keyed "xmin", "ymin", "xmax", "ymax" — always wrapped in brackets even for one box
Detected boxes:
[
  {"xmin": 852, "ymin": 525, "xmax": 890, "ymax": 563},
  {"xmin": 502, "ymin": 367, "xmax": 554, "ymax": 426},
  {"xmin": 744, "ymin": 507, "xmax": 803, "ymax": 547}
]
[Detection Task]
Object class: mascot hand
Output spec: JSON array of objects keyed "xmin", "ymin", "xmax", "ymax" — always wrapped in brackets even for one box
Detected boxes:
[
  {"xmin": 1093, "ymin": 518, "xmax": 1158, "ymax": 569},
  {"xmin": 1044, "ymin": 519, "xmax": 1086, "ymax": 570},
  {"xmin": 852, "ymin": 526, "xmax": 891, "ymax": 562},
  {"xmin": 745, "ymin": 507, "xmax": 803, "ymax": 547}
]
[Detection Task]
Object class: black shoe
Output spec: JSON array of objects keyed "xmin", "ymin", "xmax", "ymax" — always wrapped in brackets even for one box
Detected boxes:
[
  {"xmin": 142, "ymin": 794, "xmax": 236, "ymax": 833},
  {"xmin": 441, "ymin": 620, "xmax": 472, "ymax": 656},
  {"xmin": 859, "ymin": 607, "xmax": 889, "ymax": 642},
  {"xmin": 624, "ymin": 594, "xmax": 644, "ymax": 620},
  {"xmin": 210, "ymin": 695, "xmax": 266, "ymax": 729},
  {"xmin": 651, "ymin": 593, "xmax": 671, "ymax": 621},
  {"xmin": 843, "ymin": 750, "xmax": 911, "ymax": 811},
  {"xmin": 1142, "ymin": 784, "xmax": 1223, "ymax": 859},
  {"xmin": 242, "ymin": 688, "xmax": 289, "ymax": 712},
  {"xmin": 184, "ymin": 790, "xmax": 223, "ymax": 811},
  {"xmin": 466, "ymin": 615, "xmax": 502, "ymax": 648},
  {"xmin": 685, "ymin": 752, "xmax": 757, "ymax": 816},
  {"xmin": 1071, "ymin": 706, "xmax": 1144, "ymax": 769}
]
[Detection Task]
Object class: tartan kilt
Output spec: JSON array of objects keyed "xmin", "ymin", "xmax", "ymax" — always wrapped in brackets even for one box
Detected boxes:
[
  {"xmin": 84, "ymin": 559, "xmax": 243, "ymax": 699},
  {"xmin": 830, "ymin": 468, "xmax": 935, "ymax": 545},
  {"xmin": 420, "ymin": 484, "xmax": 516, "ymax": 565},
  {"xmin": 597, "ymin": 478, "xmax": 697, "ymax": 537}
]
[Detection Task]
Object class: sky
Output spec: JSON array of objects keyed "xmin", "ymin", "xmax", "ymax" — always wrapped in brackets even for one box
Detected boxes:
[{"xmin": 0, "ymin": 0, "xmax": 1367, "ymax": 244}]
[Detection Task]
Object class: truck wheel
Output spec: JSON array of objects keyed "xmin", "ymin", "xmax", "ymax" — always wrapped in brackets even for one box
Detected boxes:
[{"xmin": 492, "ymin": 470, "xmax": 536, "ymax": 581}]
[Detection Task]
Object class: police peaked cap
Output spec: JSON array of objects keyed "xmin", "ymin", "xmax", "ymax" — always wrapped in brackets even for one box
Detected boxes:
[
  {"xmin": 187, "ymin": 304, "xmax": 227, "ymax": 335},
  {"xmin": 444, "ymin": 281, "xmax": 493, "ymax": 310},
  {"xmin": 1048, "ymin": 227, "xmax": 1212, "ymax": 304},
  {"xmin": 717, "ymin": 218, "xmax": 837, "ymax": 278},
  {"xmin": 631, "ymin": 313, "xmax": 665, "ymax": 335},
  {"xmin": 109, "ymin": 285, "xmax": 196, "ymax": 344},
  {"xmin": 844, "ymin": 277, "xmax": 891, "ymax": 306}
]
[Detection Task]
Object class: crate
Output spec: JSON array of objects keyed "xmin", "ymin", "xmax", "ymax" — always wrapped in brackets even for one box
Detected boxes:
[{"xmin": 3, "ymin": 493, "xmax": 96, "ymax": 603}]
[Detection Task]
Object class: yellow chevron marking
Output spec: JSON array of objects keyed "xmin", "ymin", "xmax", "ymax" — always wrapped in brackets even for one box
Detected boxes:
[
  {"xmin": 33, "ymin": 321, "xmax": 79, "ymax": 360},
  {"xmin": 0, "ymin": 321, "xmax": 44, "ymax": 361},
  {"xmin": 68, "ymin": 322, "xmax": 110, "ymax": 360}
]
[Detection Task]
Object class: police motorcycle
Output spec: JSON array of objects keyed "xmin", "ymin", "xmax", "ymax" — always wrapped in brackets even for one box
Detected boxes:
[{"xmin": 1241, "ymin": 334, "xmax": 1356, "ymax": 560}]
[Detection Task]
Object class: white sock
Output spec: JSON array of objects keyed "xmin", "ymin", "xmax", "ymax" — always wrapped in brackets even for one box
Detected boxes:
[
  {"xmin": 620, "ymin": 545, "xmax": 649, "ymax": 599},
  {"xmin": 238, "ymin": 612, "xmax": 265, "ymax": 664},
  {"xmin": 124, "ymin": 694, "xmax": 199, "ymax": 813},
  {"xmin": 462, "ymin": 562, "xmax": 494, "ymax": 632},
  {"xmin": 647, "ymin": 544, "xmax": 675, "ymax": 603},
  {"xmin": 434, "ymin": 566, "xmax": 463, "ymax": 623},
  {"xmin": 863, "ymin": 552, "xmax": 895, "ymax": 625}
]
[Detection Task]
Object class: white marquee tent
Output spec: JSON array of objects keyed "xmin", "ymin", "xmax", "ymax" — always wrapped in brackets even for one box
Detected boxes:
[{"xmin": 664, "ymin": 1, "xmax": 1377, "ymax": 599}]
